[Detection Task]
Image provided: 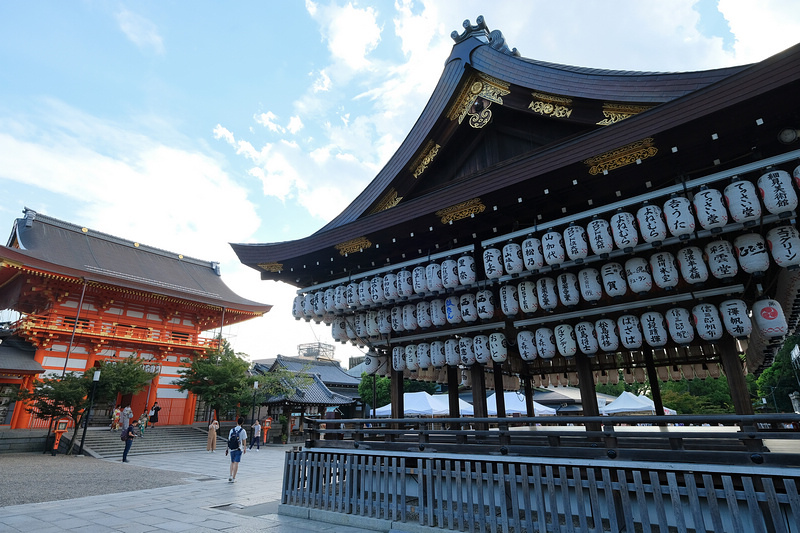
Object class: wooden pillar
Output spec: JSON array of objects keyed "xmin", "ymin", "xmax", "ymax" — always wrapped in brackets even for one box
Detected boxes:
[
  {"xmin": 575, "ymin": 353, "xmax": 601, "ymax": 432},
  {"xmin": 522, "ymin": 374, "xmax": 534, "ymax": 417},
  {"xmin": 390, "ymin": 367, "xmax": 404, "ymax": 420},
  {"xmin": 11, "ymin": 375, "xmax": 33, "ymax": 429},
  {"xmin": 182, "ymin": 392, "xmax": 197, "ymax": 425},
  {"xmin": 471, "ymin": 365, "xmax": 488, "ymax": 431},
  {"xmin": 493, "ymin": 362, "xmax": 506, "ymax": 418},
  {"xmin": 720, "ymin": 337, "xmax": 754, "ymax": 415},
  {"xmin": 643, "ymin": 349, "xmax": 666, "ymax": 418},
  {"xmin": 447, "ymin": 366, "xmax": 460, "ymax": 418}
]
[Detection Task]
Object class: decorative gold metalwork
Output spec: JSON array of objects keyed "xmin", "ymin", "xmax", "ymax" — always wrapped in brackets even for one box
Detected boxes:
[
  {"xmin": 528, "ymin": 92, "xmax": 573, "ymax": 119},
  {"xmin": 334, "ymin": 236, "xmax": 372, "ymax": 256},
  {"xmin": 435, "ymin": 198, "xmax": 486, "ymax": 224},
  {"xmin": 369, "ymin": 188, "xmax": 403, "ymax": 214},
  {"xmin": 411, "ymin": 141, "xmax": 441, "ymax": 178},
  {"xmin": 258, "ymin": 262, "xmax": 283, "ymax": 273},
  {"xmin": 596, "ymin": 103, "xmax": 653, "ymax": 125},
  {"xmin": 448, "ymin": 73, "xmax": 510, "ymax": 129},
  {"xmin": 584, "ymin": 138, "xmax": 658, "ymax": 175}
]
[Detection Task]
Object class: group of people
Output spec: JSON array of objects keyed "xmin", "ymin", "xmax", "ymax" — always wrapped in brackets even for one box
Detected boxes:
[
  {"xmin": 206, "ymin": 416, "xmax": 270, "ymax": 483},
  {"xmin": 118, "ymin": 402, "xmax": 161, "ymax": 463}
]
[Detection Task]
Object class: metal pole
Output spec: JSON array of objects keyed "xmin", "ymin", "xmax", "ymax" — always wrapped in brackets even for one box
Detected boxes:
[
  {"xmin": 251, "ymin": 381, "xmax": 259, "ymax": 425},
  {"xmin": 372, "ymin": 374, "xmax": 377, "ymax": 419},
  {"xmin": 78, "ymin": 370, "xmax": 101, "ymax": 455}
]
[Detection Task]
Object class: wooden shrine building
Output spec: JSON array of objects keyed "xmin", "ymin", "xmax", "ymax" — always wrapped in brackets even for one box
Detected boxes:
[
  {"xmin": 0, "ymin": 208, "xmax": 271, "ymax": 429},
  {"xmin": 234, "ymin": 17, "xmax": 800, "ymax": 532}
]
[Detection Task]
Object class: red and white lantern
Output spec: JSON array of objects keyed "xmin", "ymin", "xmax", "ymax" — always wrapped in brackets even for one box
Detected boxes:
[
  {"xmin": 412, "ymin": 266, "xmax": 427, "ymax": 294},
  {"xmin": 457, "ymin": 255, "xmax": 477, "ymax": 285},
  {"xmin": 397, "ymin": 270, "xmax": 413, "ymax": 299},
  {"xmin": 383, "ymin": 273, "xmax": 398, "ymax": 302},
  {"xmin": 535, "ymin": 328, "xmax": 557, "ymax": 359},
  {"xmin": 587, "ymin": 217, "xmax": 614, "ymax": 256},
  {"xmin": 402, "ymin": 304, "xmax": 418, "ymax": 331},
  {"xmin": 392, "ymin": 346, "xmax": 406, "ymax": 372},
  {"xmin": 430, "ymin": 299, "xmax": 447, "ymax": 326},
  {"xmin": 595, "ymin": 318, "xmax": 619, "ymax": 352},
  {"xmin": 441, "ymin": 259, "xmax": 459, "ymax": 289},
  {"xmin": 416, "ymin": 301, "xmax": 432, "ymax": 328},
  {"xmin": 724, "ymin": 180, "xmax": 762, "ymax": 225},
  {"xmin": 704, "ymin": 240, "xmax": 739, "ymax": 280},
  {"xmin": 637, "ymin": 204, "xmax": 667, "ymax": 244},
  {"xmin": 641, "ymin": 311, "xmax": 668, "ymax": 347},
  {"xmin": 537, "ymin": 277, "xmax": 559, "ymax": 311},
  {"xmin": 522, "ymin": 236, "xmax": 545, "ymax": 271},
  {"xmin": 554, "ymin": 324, "xmax": 577, "ymax": 357},
  {"xmin": 663, "ymin": 196, "xmax": 696, "ymax": 239},
  {"xmin": 578, "ymin": 268, "xmax": 603, "ymax": 302},
  {"xmin": 601, "ymin": 262, "xmax": 627, "ymax": 298},
  {"xmin": 445, "ymin": 339, "xmax": 460, "ymax": 366},
  {"xmin": 476, "ymin": 289, "xmax": 496, "ymax": 320},
  {"xmin": 445, "ymin": 295, "xmax": 462, "ymax": 324},
  {"xmin": 758, "ymin": 169, "xmax": 798, "ymax": 215},
  {"xmin": 390, "ymin": 306, "xmax": 404, "ymax": 332},
  {"xmin": 499, "ymin": 284, "xmax": 520, "ymax": 317},
  {"xmin": 503, "ymin": 242, "xmax": 524, "ymax": 275},
  {"xmin": 610, "ymin": 211, "xmax": 639, "ymax": 251},
  {"xmin": 557, "ymin": 272, "xmax": 581, "ymax": 307},
  {"xmin": 483, "ymin": 248, "xmax": 504, "ymax": 279},
  {"xmin": 666, "ymin": 307, "xmax": 694, "ymax": 345},
  {"xmin": 617, "ymin": 315, "xmax": 643, "ymax": 349},
  {"xmin": 564, "ymin": 225, "xmax": 589, "ymax": 262},
  {"xmin": 488, "ymin": 332, "xmax": 508, "ymax": 363},
  {"xmin": 692, "ymin": 303, "xmax": 723, "ymax": 341},
  {"xmin": 693, "ymin": 187, "xmax": 728, "ymax": 231},
  {"xmin": 542, "ymin": 231, "xmax": 566, "ymax": 266},
  {"xmin": 405, "ymin": 345, "xmax": 418, "ymax": 371},
  {"xmin": 752, "ymin": 298, "xmax": 788, "ymax": 338},
  {"xmin": 518, "ymin": 281, "xmax": 539, "ymax": 313},
  {"xmin": 517, "ymin": 330, "xmax": 537, "ymax": 361},
  {"xmin": 734, "ymin": 233, "xmax": 770, "ymax": 274},
  {"xmin": 649, "ymin": 252, "xmax": 680, "ymax": 289},
  {"xmin": 624, "ymin": 257, "xmax": 652, "ymax": 294},
  {"xmin": 677, "ymin": 246, "xmax": 709, "ymax": 285},
  {"xmin": 430, "ymin": 341, "xmax": 446, "ymax": 368},
  {"xmin": 575, "ymin": 321, "xmax": 598, "ymax": 355},
  {"xmin": 425, "ymin": 263, "xmax": 443, "ymax": 294},
  {"xmin": 719, "ymin": 299, "xmax": 752, "ymax": 339},
  {"xmin": 417, "ymin": 343, "xmax": 432, "ymax": 370},
  {"xmin": 473, "ymin": 335, "xmax": 491, "ymax": 364},
  {"xmin": 766, "ymin": 225, "xmax": 800, "ymax": 268},
  {"xmin": 459, "ymin": 293, "xmax": 478, "ymax": 323}
]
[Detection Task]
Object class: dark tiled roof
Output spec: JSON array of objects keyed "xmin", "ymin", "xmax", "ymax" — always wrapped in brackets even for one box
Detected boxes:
[
  {"xmin": 273, "ymin": 355, "xmax": 362, "ymax": 387},
  {"xmin": 262, "ymin": 373, "xmax": 355, "ymax": 407},
  {"xmin": 3, "ymin": 209, "xmax": 270, "ymax": 314},
  {"xmin": 0, "ymin": 333, "xmax": 44, "ymax": 375}
]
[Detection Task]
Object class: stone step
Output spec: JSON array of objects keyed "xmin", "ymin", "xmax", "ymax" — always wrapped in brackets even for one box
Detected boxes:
[{"xmin": 68, "ymin": 425, "xmax": 227, "ymax": 459}]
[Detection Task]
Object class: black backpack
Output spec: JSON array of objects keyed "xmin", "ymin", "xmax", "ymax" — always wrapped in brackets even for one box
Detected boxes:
[{"xmin": 228, "ymin": 427, "xmax": 242, "ymax": 450}]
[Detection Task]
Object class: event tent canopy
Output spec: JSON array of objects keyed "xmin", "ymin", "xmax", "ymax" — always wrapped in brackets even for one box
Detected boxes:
[
  {"xmin": 486, "ymin": 391, "xmax": 556, "ymax": 416},
  {"xmin": 601, "ymin": 391, "xmax": 677, "ymax": 415},
  {"xmin": 374, "ymin": 391, "xmax": 473, "ymax": 417}
]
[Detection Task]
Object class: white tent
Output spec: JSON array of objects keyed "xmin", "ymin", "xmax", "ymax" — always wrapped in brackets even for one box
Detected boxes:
[
  {"xmin": 636, "ymin": 394, "xmax": 678, "ymax": 415},
  {"xmin": 374, "ymin": 391, "xmax": 466, "ymax": 417},
  {"xmin": 431, "ymin": 394, "xmax": 474, "ymax": 416},
  {"xmin": 602, "ymin": 391, "xmax": 677, "ymax": 415},
  {"xmin": 486, "ymin": 391, "xmax": 556, "ymax": 416}
]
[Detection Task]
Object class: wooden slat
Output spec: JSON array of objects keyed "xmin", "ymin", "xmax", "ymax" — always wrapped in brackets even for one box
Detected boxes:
[
  {"xmin": 508, "ymin": 463, "xmax": 521, "ymax": 533},
  {"xmin": 666, "ymin": 471, "xmax": 688, "ymax": 533},
  {"xmin": 282, "ymin": 451, "xmax": 293, "ymax": 504},
  {"xmin": 782, "ymin": 478, "xmax": 800, "ymax": 532},
  {"xmin": 571, "ymin": 467, "xmax": 588, "ymax": 533},
  {"xmin": 366, "ymin": 455, "xmax": 375, "ymax": 517},
  {"xmin": 497, "ymin": 463, "xmax": 510, "ymax": 533},
  {"xmin": 445, "ymin": 459, "xmax": 455, "ymax": 530},
  {"xmin": 390, "ymin": 456, "xmax": 398, "ymax": 520},
  {"xmin": 559, "ymin": 466, "xmax": 575, "ymax": 533},
  {"xmin": 475, "ymin": 462, "xmax": 486, "ymax": 533},
  {"xmin": 466, "ymin": 461, "xmax": 477, "ymax": 533},
  {"xmin": 616, "ymin": 469, "xmax": 635, "ymax": 533},
  {"xmin": 703, "ymin": 473, "xmax": 725, "ymax": 532},
  {"xmin": 486, "ymin": 462, "xmax": 498, "ymax": 533},
  {"xmin": 602, "ymin": 468, "xmax": 619, "ymax": 533},
  {"xmin": 455, "ymin": 459, "xmax": 464, "ymax": 531},
  {"xmin": 741, "ymin": 477, "xmax": 767, "ymax": 533},
  {"xmin": 400, "ymin": 456, "xmax": 407, "ymax": 523},
  {"xmin": 435, "ymin": 458, "xmax": 444, "ymax": 528},
  {"xmin": 586, "ymin": 468, "xmax": 602, "ymax": 533},
  {"xmin": 649, "ymin": 470, "xmax": 669, "ymax": 532},
  {"xmin": 545, "ymin": 465, "xmax": 559, "ymax": 532},
  {"xmin": 760, "ymin": 477, "xmax": 788, "ymax": 533},
  {"xmin": 683, "ymin": 472, "xmax": 707, "ymax": 533},
  {"xmin": 306, "ymin": 452, "xmax": 316, "ymax": 507},
  {"xmin": 722, "ymin": 475, "xmax": 745, "ymax": 533},
  {"xmin": 521, "ymin": 464, "xmax": 534, "ymax": 533}
]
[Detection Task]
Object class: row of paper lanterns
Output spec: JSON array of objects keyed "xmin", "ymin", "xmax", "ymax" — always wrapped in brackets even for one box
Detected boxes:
[{"xmin": 359, "ymin": 298, "xmax": 787, "ymax": 374}]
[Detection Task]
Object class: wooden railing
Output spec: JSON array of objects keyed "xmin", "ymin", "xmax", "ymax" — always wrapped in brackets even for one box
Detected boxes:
[{"xmin": 281, "ymin": 414, "xmax": 800, "ymax": 532}]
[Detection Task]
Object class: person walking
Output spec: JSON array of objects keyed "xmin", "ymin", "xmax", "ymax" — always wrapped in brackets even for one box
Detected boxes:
[
  {"xmin": 138, "ymin": 411, "xmax": 148, "ymax": 438},
  {"xmin": 121, "ymin": 420, "xmax": 138, "ymax": 463},
  {"xmin": 149, "ymin": 402, "xmax": 161, "ymax": 429},
  {"xmin": 226, "ymin": 417, "xmax": 246, "ymax": 483},
  {"xmin": 120, "ymin": 404, "xmax": 133, "ymax": 430},
  {"xmin": 111, "ymin": 405, "xmax": 121, "ymax": 431},
  {"xmin": 207, "ymin": 419, "xmax": 219, "ymax": 452},
  {"xmin": 250, "ymin": 419, "xmax": 261, "ymax": 451}
]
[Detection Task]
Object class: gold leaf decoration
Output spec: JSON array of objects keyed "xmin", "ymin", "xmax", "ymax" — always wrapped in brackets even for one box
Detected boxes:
[
  {"xmin": 528, "ymin": 91, "xmax": 573, "ymax": 119},
  {"xmin": 447, "ymin": 73, "xmax": 510, "ymax": 129},
  {"xmin": 369, "ymin": 188, "xmax": 403, "ymax": 214},
  {"xmin": 334, "ymin": 236, "xmax": 372, "ymax": 256},
  {"xmin": 258, "ymin": 262, "xmax": 283, "ymax": 273},
  {"xmin": 411, "ymin": 141, "xmax": 441, "ymax": 178},
  {"xmin": 435, "ymin": 198, "xmax": 486, "ymax": 224},
  {"xmin": 584, "ymin": 138, "xmax": 658, "ymax": 175},
  {"xmin": 596, "ymin": 103, "xmax": 653, "ymax": 125}
]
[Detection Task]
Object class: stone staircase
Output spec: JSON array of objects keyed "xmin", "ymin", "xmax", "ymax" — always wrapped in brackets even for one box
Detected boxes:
[{"xmin": 69, "ymin": 425, "xmax": 223, "ymax": 460}]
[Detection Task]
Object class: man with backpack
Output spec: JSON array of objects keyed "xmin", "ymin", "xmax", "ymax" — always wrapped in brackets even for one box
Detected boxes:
[{"xmin": 226, "ymin": 416, "xmax": 247, "ymax": 482}]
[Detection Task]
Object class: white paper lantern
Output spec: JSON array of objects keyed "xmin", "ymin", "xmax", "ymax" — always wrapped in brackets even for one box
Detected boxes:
[
  {"xmin": 445, "ymin": 339, "xmax": 460, "ymax": 366},
  {"xmin": 392, "ymin": 346, "xmax": 407, "ymax": 371},
  {"xmin": 641, "ymin": 311, "xmax": 668, "ymax": 347},
  {"xmin": 752, "ymin": 298, "xmax": 789, "ymax": 338},
  {"xmin": 405, "ymin": 345, "xmax": 419, "ymax": 370},
  {"xmin": 595, "ymin": 318, "xmax": 619, "ymax": 352},
  {"xmin": 724, "ymin": 180, "xmax": 761, "ymax": 225},
  {"xmin": 430, "ymin": 299, "xmax": 447, "ymax": 326},
  {"xmin": 564, "ymin": 225, "xmax": 589, "ymax": 262},
  {"xmin": 473, "ymin": 335, "xmax": 491, "ymax": 364},
  {"xmin": 734, "ymin": 233, "xmax": 770, "ymax": 274},
  {"xmin": 457, "ymin": 255, "xmax": 477, "ymax": 285},
  {"xmin": 483, "ymin": 248, "xmax": 504, "ymax": 279},
  {"xmin": 617, "ymin": 315, "xmax": 643, "ymax": 349},
  {"xmin": 390, "ymin": 306, "xmax": 405, "ymax": 332},
  {"xmin": 601, "ymin": 262, "xmax": 627, "ymax": 297},
  {"xmin": 445, "ymin": 295, "xmax": 462, "ymax": 324},
  {"xmin": 397, "ymin": 270, "xmax": 413, "ymax": 299},
  {"xmin": 767, "ymin": 225, "xmax": 800, "ymax": 268},
  {"xmin": 425, "ymin": 263, "xmax": 443, "ymax": 294},
  {"xmin": 489, "ymin": 332, "xmax": 508, "ymax": 362},
  {"xmin": 345, "ymin": 318, "xmax": 357, "ymax": 341},
  {"xmin": 663, "ymin": 196, "xmax": 696, "ymax": 239},
  {"xmin": 624, "ymin": 257, "xmax": 652, "ymax": 294},
  {"xmin": 649, "ymin": 252, "xmax": 680, "ymax": 289},
  {"xmin": 665, "ymin": 307, "xmax": 694, "ymax": 345},
  {"xmin": 302, "ymin": 293, "xmax": 315, "ymax": 320},
  {"xmin": 535, "ymin": 328, "xmax": 557, "ymax": 359},
  {"xmin": 346, "ymin": 282, "xmax": 359, "ymax": 308},
  {"xmin": 518, "ymin": 281, "xmax": 538, "ymax": 313},
  {"xmin": 693, "ymin": 187, "xmax": 728, "ymax": 231},
  {"xmin": 324, "ymin": 288, "xmax": 336, "ymax": 313},
  {"xmin": 364, "ymin": 352, "xmax": 384, "ymax": 375},
  {"xmin": 554, "ymin": 325, "xmax": 577, "ymax": 357},
  {"xmin": 542, "ymin": 230, "xmax": 566, "ymax": 266},
  {"xmin": 575, "ymin": 321, "xmax": 598, "ymax": 355},
  {"xmin": 459, "ymin": 337, "xmax": 476, "ymax": 366},
  {"xmin": 412, "ymin": 266, "xmax": 427, "ymax": 295},
  {"xmin": 313, "ymin": 291, "xmax": 325, "ymax": 318},
  {"xmin": 354, "ymin": 313, "xmax": 368, "ymax": 341},
  {"xmin": 794, "ymin": 164, "xmax": 800, "ymax": 190},
  {"xmin": 499, "ymin": 284, "xmax": 520, "ymax": 317},
  {"xmin": 382, "ymin": 273, "xmax": 398, "ymax": 302},
  {"xmin": 366, "ymin": 311, "xmax": 380, "ymax": 337},
  {"xmin": 503, "ymin": 242, "xmax": 524, "ymax": 275},
  {"xmin": 758, "ymin": 169, "xmax": 798, "ymax": 215},
  {"xmin": 692, "ymin": 303, "xmax": 723, "ymax": 341},
  {"xmin": 517, "ymin": 330, "xmax": 537, "ymax": 361},
  {"xmin": 402, "ymin": 304, "xmax": 418, "ymax": 331},
  {"xmin": 291, "ymin": 295, "xmax": 304, "ymax": 320},
  {"xmin": 416, "ymin": 301, "xmax": 432, "ymax": 328},
  {"xmin": 587, "ymin": 218, "xmax": 614, "ymax": 256},
  {"xmin": 704, "ymin": 240, "xmax": 739, "ymax": 280},
  {"xmin": 417, "ymin": 343, "xmax": 432, "ymax": 369},
  {"xmin": 441, "ymin": 259, "xmax": 459, "ymax": 289},
  {"xmin": 537, "ymin": 277, "xmax": 559, "ymax": 311},
  {"xmin": 459, "ymin": 293, "xmax": 478, "ymax": 323},
  {"xmin": 578, "ymin": 268, "xmax": 603, "ymax": 302},
  {"xmin": 676, "ymin": 246, "xmax": 709, "ymax": 285},
  {"xmin": 719, "ymin": 299, "xmax": 752, "ymax": 339},
  {"xmin": 610, "ymin": 211, "xmax": 639, "ymax": 251},
  {"xmin": 476, "ymin": 289, "xmax": 496, "ymax": 320},
  {"xmin": 377, "ymin": 308, "xmax": 392, "ymax": 334},
  {"xmin": 334, "ymin": 285, "xmax": 347, "ymax": 310},
  {"xmin": 557, "ymin": 272, "xmax": 581, "ymax": 307},
  {"xmin": 371, "ymin": 276, "xmax": 386, "ymax": 304},
  {"xmin": 430, "ymin": 341, "xmax": 446, "ymax": 368},
  {"xmin": 522, "ymin": 237, "xmax": 545, "ymax": 271},
  {"xmin": 357, "ymin": 280, "xmax": 371, "ymax": 307},
  {"xmin": 636, "ymin": 204, "xmax": 668, "ymax": 244}
]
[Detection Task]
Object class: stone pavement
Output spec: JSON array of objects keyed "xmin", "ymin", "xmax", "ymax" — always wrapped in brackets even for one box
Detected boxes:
[{"xmin": 0, "ymin": 444, "xmax": 410, "ymax": 533}]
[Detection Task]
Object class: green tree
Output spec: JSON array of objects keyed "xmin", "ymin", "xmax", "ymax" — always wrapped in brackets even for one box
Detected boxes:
[
  {"xmin": 93, "ymin": 356, "xmax": 158, "ymax": 408},
  {"xmin": 756, "ymin": 335, "xmax": 800, "ymax": 413}
]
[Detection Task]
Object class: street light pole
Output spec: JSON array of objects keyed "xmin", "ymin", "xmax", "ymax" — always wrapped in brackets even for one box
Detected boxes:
[
  {"xmin": 251, "ymin": 381, "xmax": 259, "ymax": 425},
  {"xmin": 78, "ymin": 370, "xmax": 101, "ymax": 456}
]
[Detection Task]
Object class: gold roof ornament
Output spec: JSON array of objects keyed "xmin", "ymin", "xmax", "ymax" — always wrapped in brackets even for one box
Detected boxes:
[
  {"xmin": 334, "ymin": 236, "xmax": 372, "ymax": 256},
  {"xmin": 584, "ymin": 138, "xmax": 658, "ymax": 175},
  {"xmin": 448, "ymin": 73, "xmax": 510, "ymax": 129},
  {"xmin": 436, "ymin": 198, "xmax": 486, "ymax": 224}
]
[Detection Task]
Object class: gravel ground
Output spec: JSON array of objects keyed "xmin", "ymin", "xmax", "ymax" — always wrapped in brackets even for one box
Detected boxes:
[{"xmin": 0, "ymin": 453, "xmax": 189, "ymax": 507}]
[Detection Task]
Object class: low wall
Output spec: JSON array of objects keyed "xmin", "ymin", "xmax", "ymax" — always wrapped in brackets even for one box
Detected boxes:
[{"xmin": 0, "ymin": 428, "xmax": 53, "ymax": 454}]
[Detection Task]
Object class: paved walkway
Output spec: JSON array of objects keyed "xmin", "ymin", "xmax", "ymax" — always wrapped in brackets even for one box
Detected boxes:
[{"xmin": 0, "ymin": 444, "xmax": 390, "ymax": 533}]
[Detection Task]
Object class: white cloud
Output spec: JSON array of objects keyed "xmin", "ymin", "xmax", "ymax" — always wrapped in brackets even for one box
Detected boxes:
[
  {"xmin": 254, "ymin": 111, "xmax": 285, "ymax": 133},
  {"xmin": 312, "ymin": 69, "xmax": 332, "ymax": 92},
  {"xmin": 115, "ymin": 9, "xmax": 165, "ymax": 54},
  {"xmin": 719, "ymin": 0, "xmax": 800, "ymax": 64},
  {"xmin": 287, "ymin": 116, "xmax": 304, "ymax": 134},
  {"xmin": 307, "ymin": 2, "xmax": 382, "ymax": 71}
]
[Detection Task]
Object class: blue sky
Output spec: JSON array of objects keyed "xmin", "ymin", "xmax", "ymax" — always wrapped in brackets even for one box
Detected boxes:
[{"xmin": 1, "ymin": 1, "xmax": 799, "ymax": 363}]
